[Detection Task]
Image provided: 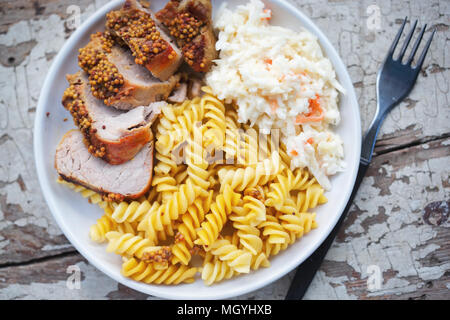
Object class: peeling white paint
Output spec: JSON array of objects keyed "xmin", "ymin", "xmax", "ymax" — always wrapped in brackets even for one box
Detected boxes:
[{"xmin": 41, "ymin": 244, "xmax": 73, "ymax": 251}]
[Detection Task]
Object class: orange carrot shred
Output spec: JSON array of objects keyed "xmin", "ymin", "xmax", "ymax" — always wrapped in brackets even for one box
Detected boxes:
[
  {"xmin": 270, "ymin": 100, "xmax": 279, "ymax": 114},
  {"xmin": 295, "ymin": 94, "xmax": 324, "ymax": 124},
  {"xmin": 290, "ymin": 150, "xmax": 298, "ymax": 156},
  {"xmin": 307, "ymin": 138, "xmax": 314, "ymax": 144},
  {"xmin": 261, "ymin": 9, "xmax": 272, "ymax": 20}
]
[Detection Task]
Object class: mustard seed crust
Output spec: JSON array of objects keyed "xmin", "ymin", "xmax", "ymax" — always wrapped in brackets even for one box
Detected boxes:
[
  {"xmin": 62, "ymin": 79, "xmax": 107, "ymax": 159},
  {"xmin": 156, "ymin": 0, "xmax": 217, "ymax": 72},
  {"xmin": 142, "ymin": 246, "xmax": 172, "ymax": 263},
  {"xmin": 106, "ymin": 9, "xmax": 170, "ymax": 66},
  {"xmin": 106, "ymin": 0, "xmax": 182, "ymax": 81},
  {"xmin": 78, "ymin": 32, "xmax": 127, "ymax": 106}
]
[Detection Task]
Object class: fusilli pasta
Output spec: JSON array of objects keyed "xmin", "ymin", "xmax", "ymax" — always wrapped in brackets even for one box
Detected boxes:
[{"xmin": 59, "ymin": 90, "xmax": 329, "ymax": 286}]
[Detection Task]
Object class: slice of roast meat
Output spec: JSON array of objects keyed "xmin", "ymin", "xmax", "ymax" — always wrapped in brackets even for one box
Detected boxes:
[
  {"xmin": 55, "ymin": 130, "xmax": 154, "ymax": 201},
  {"xmin": 62, "ymin": 71, "xmax": 166, "ymax": 165},
  {"xmin": 106, "ymin": 0, "xmax": 183, "ymax": 81},
  {"xmin": 156, "ymin": 0, "xmax": 217, "ymax": 72},
  {"xmin": 187, "ymin": 77, "xmax": 203, "ymax": 99},
  {"xmin": 167, "ymin": 82, "xmax": 188, "ymax": 103},
  {"xmin": 78, "ymin": 31, "xmax": 180, "ymax": 109}
]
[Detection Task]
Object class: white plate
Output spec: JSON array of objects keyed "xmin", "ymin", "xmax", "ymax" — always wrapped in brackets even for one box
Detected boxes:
[{"xmin": 34, "ymin": 0, "xmax": 361, "ymax": 299}]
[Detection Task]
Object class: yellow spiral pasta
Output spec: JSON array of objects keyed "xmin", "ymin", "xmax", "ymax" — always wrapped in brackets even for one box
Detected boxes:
[
  {"xmin": 295, "ymin": 184, "xmax": 328, "ymax": 212},
  {"xmin": 89, "ymin": 214, "xmax": 117, "ymax": 243},
  {"xmin": 258, "ymin": 215, "xmax": 290, "ymax": 244},
  {"xmin": 171, "ymin": 192, "xmax": 214, "ymax": 265},
  {"xmin": 272, "ymin": 196, "xmax": 298, "ymax": 215},
  {"xmin": 155, "ymin": 97, "xmax": 204, "ymax": 146},
  {"xmin": 122, "ymin": 258, "xmax": 197, "ymax": 285},
  {"xmin": 194, "ymin": 184, "xmax": 241, "ymax": 246},
  {"xmin": 105, "ymin": 231, "xmax": 158, "ymax": 260},
  {"xmin": 201, "ymin": 258, "xmax": 236, "ymax": 285},
  {"xmin": 223, "ymin": 109, "xmax": 242, "ymax": 163},
  {"xmin": 217, "ymin": 152, "xmax": 281, "ymax": 192},
  {"xmin": 142, "ymin": 179, "xmax": 209, "ymax": 245},
  {"xmin": 111, "ymin": 200, "xmax": 151, "ymax": 223},
  {"xmin": 177, "ymin": 191, "xmax": 214, "ymax": 248},
  {"xmin": 233, "ymin": 223, "xmax": 263, "ymax": 255},
  {"xmin": 201, "ymin": 88, "xmax": 226, "ymax": 149},
  {"xmin": 185, "ymin": 125, "xmax": 211, "ymax": 190},
  {"xmin": 60, "ymin": 91, "xmax": 331, "ymax": 287},
  {"xmin": 250, "ymin": 252, "xmax": 271, "ymax": 270},
  {"xmin": 277, "ymin": 212, "xmax": 318, "ymax": 240},
  {"xmin": 137, "ymin": 202, "xmax": 175, "ymax": 245},
  {"xmin": 209, "ymin": 238, "xmax": 252, "ymax": 274},
  {"xmin": 242, "ymin": 194, "xmax": 266, "ymax": 226},
  {"xmin": 239, "ymin": 126, "xmax": 260, "ymax": 165},
  {"xmin": 152, "ymin": 175, "xmax": 178, "ymax": 194}
]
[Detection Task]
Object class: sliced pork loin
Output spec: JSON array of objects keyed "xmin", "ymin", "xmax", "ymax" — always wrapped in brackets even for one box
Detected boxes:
[
  {"xmin": 156, "ymin": 0, "xmax": 217, "ymax": 72},
  {"xmin": 168, "ymin": 82, "xmax": 188, "ymax": 103},
  {"xmin": 55, "ymin": 130, "xmax": 154, "ymax": 201},
  {"xmin": 106, "ymin": 0, "xmax": 183, "ymax": 81},
  {"xmin": 78, "ymin": 31, "xmax": 180, "ymax": 110},
  {"xmin": 62, "ymin": 71, "xmax": 166, "ymax": 165}
]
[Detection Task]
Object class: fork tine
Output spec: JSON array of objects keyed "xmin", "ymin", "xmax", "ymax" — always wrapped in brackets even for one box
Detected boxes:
[
  {"xmin": 398, "ymin": 20, "xmax": 417, "ymax": 61},
  {"xmin": 415, "ymin": 28, "xmax": 436, "ymax": 70},
  {"xmin": 406, "ymin": 24, "xmax": 427, "ymax": 64},
  {"xmin": 388, "ymin": 17, "xmax": 407, "ymax": 57}
]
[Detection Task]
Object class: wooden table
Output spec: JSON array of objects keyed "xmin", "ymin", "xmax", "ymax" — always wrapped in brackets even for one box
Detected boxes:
[{"xmin": 0, "ymin": 0, "xmax": 448, "ymax": 300}]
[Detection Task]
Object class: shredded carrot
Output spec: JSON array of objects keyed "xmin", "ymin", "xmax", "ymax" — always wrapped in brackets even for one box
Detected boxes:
[
  {"xmin": 306, "ymin": 138, "xmax": 314, "ymax": 144},
  {"xmin": 261, "ymin": 9, "xmax": 272, "ymax": 20},
  {"xmin": 290, "ymin": 150, "xmax": 298, "ymax": 156},
  {"xmin": 264, "ymin": 58, "xmax": 272, "ymax": 71},
  {"xmin": 279, "ymin": 74, "xmax": 285, "ymax": 82},
  {"xmin": 270, "ymin": 100, "xmax": 279, "ymax": 114},
  {"xmin": 295, "ymin": 95, "xmax": 324, "ymax": 124}
]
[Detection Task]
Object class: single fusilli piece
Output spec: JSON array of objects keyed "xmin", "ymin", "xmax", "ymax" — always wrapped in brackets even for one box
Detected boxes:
[
  {"xmin": 277, "ymin": 212, "xmax": 318, "ymax": 240},
  {"xmin": 137, "ymin": 202, "xmax": 175, "ymax": 245},
  {"xmin": 250, "ymin": 252, "xmax": 271, "ymax": 270},
  {"xmin": 194, "ymin": 184, "xmax": 241, "ymax": 246},
  {"xmin": 89, "ymin": 214, "xmax": 117, "ymax": 243},
  {"xmin": 217, "ymin": 152, "xmax": 282, "ymax": 192},
  {"xmin": 294, "ymin": 184, "xmax": 327, "ymax": 212},
  {"xmin": 185, "ymin": 125, "xmax": 211, "ymax": 190},
  {"xmin": 171, "ymin": 191, "xmax": 214, "ymax": 265},
  {"xmin": 122, "ymin": 258, "xmax": 198, "ymax": 285},
  {"xmin": 233, "ymin": 222, "xmax": 263, "ymax": 255},
  {"xmin": 105, "ymin": 231, "xmax": 161, "ymax": 260},
  {"xmin": 258, "ymin": 215, "xmax": 290, "ymax": 244},
  {"xmin": 201, "ymin": 88, "xmax": 226, "ymax": 149},
  {"xmin": 208, "ymin": 238, "xmax": 252, "ymax": 274},
  {"xmin": 201, "ymin": 255, "xmax": 236, "ymax": 285},
  {"xmin": 110, "ymin": 200, "xmax": 151, "ymax": 223}
]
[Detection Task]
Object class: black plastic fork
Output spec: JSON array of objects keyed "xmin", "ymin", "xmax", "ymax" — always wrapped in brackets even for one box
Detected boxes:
[{"xmin": 285, "ymin": 18, "xmax": 436, "ymax": 300}]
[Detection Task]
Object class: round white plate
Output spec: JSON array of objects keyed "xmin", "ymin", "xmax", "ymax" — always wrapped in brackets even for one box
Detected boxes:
[{"xmin": 34, "ymin": 0, "xmax": 361, "ymax": 299}]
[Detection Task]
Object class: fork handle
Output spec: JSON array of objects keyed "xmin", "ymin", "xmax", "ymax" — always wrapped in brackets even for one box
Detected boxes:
[
  {"xmin": 361, "ymin": 104, "xmax": 388, "ymax": 162},
  {"xmin": 285, "ymin": 159, "xmax": 369, "ymax": 300}
]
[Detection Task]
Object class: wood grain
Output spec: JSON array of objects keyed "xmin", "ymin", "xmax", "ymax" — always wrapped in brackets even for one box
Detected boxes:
[{"xmin": 0, "ymin": 0, "xmax": 448, "ymax": 299}]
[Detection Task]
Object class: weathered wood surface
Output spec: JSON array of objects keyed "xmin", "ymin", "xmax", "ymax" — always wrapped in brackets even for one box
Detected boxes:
[{"xmin": 0, "ymin": 0, "xmax": 448, "ymax": 300}]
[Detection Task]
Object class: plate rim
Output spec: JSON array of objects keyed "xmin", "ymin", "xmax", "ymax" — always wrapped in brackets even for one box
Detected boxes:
[{"xmin": 33, "ymin": 0, "xmax": 361, "ymax": 300}]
